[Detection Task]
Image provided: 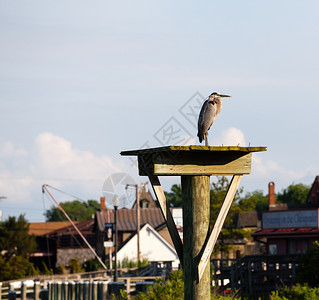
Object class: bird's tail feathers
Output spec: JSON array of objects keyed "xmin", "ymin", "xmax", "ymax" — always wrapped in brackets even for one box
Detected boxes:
[{"xmin": 197, "ymin": 131, "xmax": 204, "ymax": 143}]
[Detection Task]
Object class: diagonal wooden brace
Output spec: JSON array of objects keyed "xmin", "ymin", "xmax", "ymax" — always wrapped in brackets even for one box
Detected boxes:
[
  {"xmin": 197, "ymin": 174, "xmax": 243, "ymax": 282},
  {"xmin": 148, "ymin": 175, "xmax": 184, "ymax": 266}
]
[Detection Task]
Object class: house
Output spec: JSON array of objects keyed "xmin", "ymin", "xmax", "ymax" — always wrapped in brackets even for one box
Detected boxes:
[
  {"xmin": 29, "ymin": 219, "xmax": 97, "ymax": 268},
  {"xmin": 48, "ymin": 218, "xmax": 96, "ymax": 265},
  {"xmin": 131, "ymin": 183, "xmax": 158, "ymax": 209},
  {"xmin": 94, "ymin": 208, "xmax": 172, "ymax": 258},
  {"xmin": 116, "ymin": 223, "xmax": 179, "ymax": 268},
  {"xmin": 252, "ymin": 179, "xmax": 319, "ymax": 255},
  {"xmin": 236, "ymin": 210, "xmax": 264, "ymax": 256},
  {"xmin": 28, "ymin": 221, "xmax": 76, "ymax": 270}
]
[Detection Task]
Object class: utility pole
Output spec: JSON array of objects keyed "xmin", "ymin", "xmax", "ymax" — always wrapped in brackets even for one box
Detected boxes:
[
  {"xmin": 126, "ymin": 184, "xmax": 141, "ymax": 265},
  {"xmin": 136, "ymin": 184, "xmax": 140, "ymax": 265},
  {"xmin": 112, "ymin": 196, "xmax": 120, "ymax": 282}
]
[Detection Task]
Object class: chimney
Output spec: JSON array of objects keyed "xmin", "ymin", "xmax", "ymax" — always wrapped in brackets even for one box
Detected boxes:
[
  {"xmin": 268, "ymin": 181, "xmax": 276, "ymax": 210},
  {"xmin": 100, "ymin": 197, "xmax": 106, "ymax": 212}
]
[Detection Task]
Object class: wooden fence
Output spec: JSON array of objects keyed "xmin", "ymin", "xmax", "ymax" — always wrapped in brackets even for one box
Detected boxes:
[
  {"xmin": 0, "ymin": 276, "xmax": 160, "ymax": 299},
  {"xmin": 212, "ymin": 254, "xmax": 302, "ymax": 296}
]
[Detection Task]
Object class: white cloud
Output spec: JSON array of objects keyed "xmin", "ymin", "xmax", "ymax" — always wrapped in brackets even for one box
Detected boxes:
[
  {"xmin": 0, "ymin": 141, "xmax": 27, "ymax": 157},
  {"xmin": 33, "ymin": 132, "xmax": 121, "ymax": 180},
  {"xmin": 0, "ymin": 132, "xmax": 126, "ymax": 221},
  {"xmin": 216, "ymin": 127, "xmax": 247, "ymax": 146},
  {"xmin": 251, "ymin": 154, "xmax": 316, "ymax": 191}
]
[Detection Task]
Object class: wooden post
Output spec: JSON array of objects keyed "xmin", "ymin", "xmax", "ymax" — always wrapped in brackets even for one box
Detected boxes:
[
  {"xmin": 34, "ymin": 282, "xmax": 40, "ymax": 300},
  {"xmin": 114, "ymin": 205, "xmax": 118, "ymax": 282},
  {"xmin": 182, "ymin": 175, "xmax": 210, "ymax": 300},
  {"xmin": 136, "ymin": 184, "xmax": 141, "ymax": 265},
  {"xmin": 21, "ymin": 282, "xmax": 27, "ymax": 300}
]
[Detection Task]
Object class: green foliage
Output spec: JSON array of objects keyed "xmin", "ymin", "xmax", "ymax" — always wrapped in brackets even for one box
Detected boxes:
[
  {"xmin": 165, "ymin": 184, "xmax": 182, "ymax": 207},
  {"xmin": 82, "ymin": 258, "xmax": 100, "ymax": 272},
  {"xmin": 239, "ymin": 190, "xmax": 268, "ymax": 212},
  {"xmin": 210, "ymin": 176, "xmax": 243, "ymax": 228},
  {"xmin": 297, "ymin": 241, "xmax": 319, "ymax": 287},
  {"xmin": 0, "ymin": 214, "xmax": 39, "ymax": 281},
  {"xmin": 69, "ymin": 258, "xmax": 84, "ymax": 273},
  {"xmin": 0, "ymin": 214, "xmax": 37, "ymax": 260},
  {"xmin": 41, "ymin": 261, "xmax": 53, "ymax": 275},
  {"xmin": 0, "ymin": 255, "xmax": 39, "ymax": 281},
  {"xmin": 55, "ymin": 263, "xmax": 66, "ymax": 274},
  {"xmin": 270, "ymin": 284, "xmax": 319, "ymax": 300},
  {"xmin": 118, "ymin": 257, "xmax": 150, "ymax": 269},
  {"xmin": 210, "ymin": 177, "xmax": 248, "ymax": 256},
  {"xmin": 277, "ymin": 183, "xmax": 310, "ymax": 205},
  {"xmin": 119, "ymin": 289, "xmax": 129, "ymax": 299},
  {"xmin": 135, "ymin": 270, "xmax": 184, "ymax": 300},
  {"xmin": 45, "ymin": 199, "xmax": 100, "ymax": 221}
]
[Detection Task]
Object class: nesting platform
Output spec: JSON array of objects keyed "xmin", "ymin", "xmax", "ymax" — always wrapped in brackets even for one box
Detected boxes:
[
  {"xmin": 121, "ymin": 145, "xmax": 266, "ymax": 300},
  {"xmin": 121, "ymin": 145, "xmax": 266, "ymax": 176}
]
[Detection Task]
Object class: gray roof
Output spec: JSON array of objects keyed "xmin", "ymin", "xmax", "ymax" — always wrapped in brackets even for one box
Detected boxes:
[
  {"xmin": 237, "ymin": 211, "xmax": 259, "ymax": 228},
  {"xmin": 95, "ymin": 208, "xmax": 165, "ymax": 232}
]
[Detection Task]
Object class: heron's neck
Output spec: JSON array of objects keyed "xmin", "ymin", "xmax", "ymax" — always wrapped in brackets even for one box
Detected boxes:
[{"xmin": 212, "ymin": 98, "xmax": 222, "ymax": 115}]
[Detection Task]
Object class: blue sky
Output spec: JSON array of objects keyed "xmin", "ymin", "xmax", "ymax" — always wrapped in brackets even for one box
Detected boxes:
[{"xmin": 0, "ymin": 1, "xmax": 318, "ymax": 221}]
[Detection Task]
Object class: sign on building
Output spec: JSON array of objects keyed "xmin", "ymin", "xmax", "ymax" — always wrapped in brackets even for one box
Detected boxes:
[{"xmin": 262, "ymin": 210, "xmax": 319, "ymax": 229}]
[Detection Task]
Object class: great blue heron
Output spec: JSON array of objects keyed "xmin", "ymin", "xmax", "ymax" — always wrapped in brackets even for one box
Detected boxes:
[{"xmin": 197, "ymin": 92, "xmax": 231, "ymax": 146}]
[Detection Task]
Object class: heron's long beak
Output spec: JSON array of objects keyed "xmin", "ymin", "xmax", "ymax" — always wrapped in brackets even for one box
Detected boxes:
[{"xmin": 220, "ymin": 94, "xmax": 231, "ymax": 98}]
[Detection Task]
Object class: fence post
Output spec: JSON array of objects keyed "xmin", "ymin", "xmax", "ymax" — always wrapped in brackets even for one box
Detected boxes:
[
  {"xmin": 8, "ymin": 290, "xmax": 16, "ymax": 300},
  {"xmin": 69, "ymin": 281, "xmax": 75, "ymax": 300},
  {"xmin": 34, "ymin": 282, "xmax": 40, "ymax": 300},
  {"xmin": 99, "ymin": 282, "xmax": 108, "ymax": 300},
  {"xmin": 126, "ymin": 278, "xmax": 131, "ymax": 296},
  {"xmin": 62, "ymin": 282, "xmax": 68, "ymax": 300},
  {"xmin": 0, "ymin": 282, "xmax": 2, "ymax": 300},
  {"xmin": 83, "ymin": 282, "xmax": 89, "ymax": 300},
  {"xmin": 56, "ymin": 282, "xmax": 62, "ymax": 300},
  {"xmin": 21, "ymin": 281, "xmax": 27, "ymax": 300},
  {"xmin": 92, "ymin": 282, "xmax": 98, "ymax": 300}
]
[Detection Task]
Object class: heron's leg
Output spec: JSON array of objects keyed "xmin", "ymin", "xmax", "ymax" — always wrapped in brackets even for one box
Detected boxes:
[{"xmin": 205, "ymin": 133, "xmax": 209, "ymax": 146}]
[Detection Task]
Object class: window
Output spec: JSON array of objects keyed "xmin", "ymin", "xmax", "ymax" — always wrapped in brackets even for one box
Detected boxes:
[
  {"xmin": 288, "ymin": 239, "xmax": 296, "ymax": 254},
  {"xmin": 269, "ymin": 244, "xmax": 277, "ymax": 255}
]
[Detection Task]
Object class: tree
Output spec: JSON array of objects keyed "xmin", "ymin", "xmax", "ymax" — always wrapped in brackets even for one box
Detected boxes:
[
  {"xmin": 164, "ymin": 184, "xmax": 182, "ymax": 207},
  {"xmin": 45, "ymin": 199, "xmax": 100, "ymax": 221},
  {"xmin": 209, "ymin": 177, "xmax": 249, "ymax": 257},
  {"xmin": 277, "ymin": 183, "xmax": 310, "ymax": 205},
  {"xmin": 0, "ymin": 214, "xmax": 38, "ymax": 281},
  {"xmin": 0, "ymin": 215, "xmax": 37, "ymax": 260},
  {"xmin": 239, "ymin": 190, "xmax": 268, "ymax": 212},
  {"xmin": 0, "ymin": 255, "xmax": 38, "ymax": 281},
  {"xmin": 297, "ymin": 241, "xmax": 319, "ymax": 287}
]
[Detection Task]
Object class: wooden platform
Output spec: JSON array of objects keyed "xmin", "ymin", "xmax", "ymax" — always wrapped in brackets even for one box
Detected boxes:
[
  {"xmin": 121, "ymin": 145, "xmax": 267, "ymax": 299},
  {"xmin": 121, "ymin": 145, "xmax": 267, "ymax": 176}
]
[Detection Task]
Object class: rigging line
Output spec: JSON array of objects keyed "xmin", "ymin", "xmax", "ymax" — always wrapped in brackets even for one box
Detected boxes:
[
  {"xmin": 42, "ymin": 184, "xmax": 107, "ymax": 270},
  {"xmin": 44, "ymin": 184, "xmax": 88, "ymax": 202},
  {"xmin": 43, "ymin": 191, "xmax": 80, "ymax": 248},
  {"xmin": 43, "ymin": 190, "xmax": 87, "ymax": 249},
  {"xmin": 43, "ymin": 192, "xmax": 68, "ymax": 222}
]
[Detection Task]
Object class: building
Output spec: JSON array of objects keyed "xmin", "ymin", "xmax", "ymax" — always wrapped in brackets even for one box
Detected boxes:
[
  {"xmin": 94, "ymin": 208, "xmax": 172, "ymax": 259},
  {"xmin": 252, "ymin": 178, "xmax": 319, "ymax": 255},
  {"xmin": 116, "ymin": 223, "xmax": 179, "ymax": 268},
  {"xmin": 29, "ymin": 219, "xmax": 97, "ymax": 268}
]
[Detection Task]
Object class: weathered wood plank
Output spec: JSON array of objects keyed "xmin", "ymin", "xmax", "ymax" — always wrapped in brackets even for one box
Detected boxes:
[
  {"xmin": 148, "ymin": 175, "xmax": 184, "ymax": 265},
  {"xmin": 153, "ymin": 154, "xmax": 251, "ymax": 175},
  {"xmin": 121, "ymin": 145, "xmax": 267, "ymax": 156}
]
